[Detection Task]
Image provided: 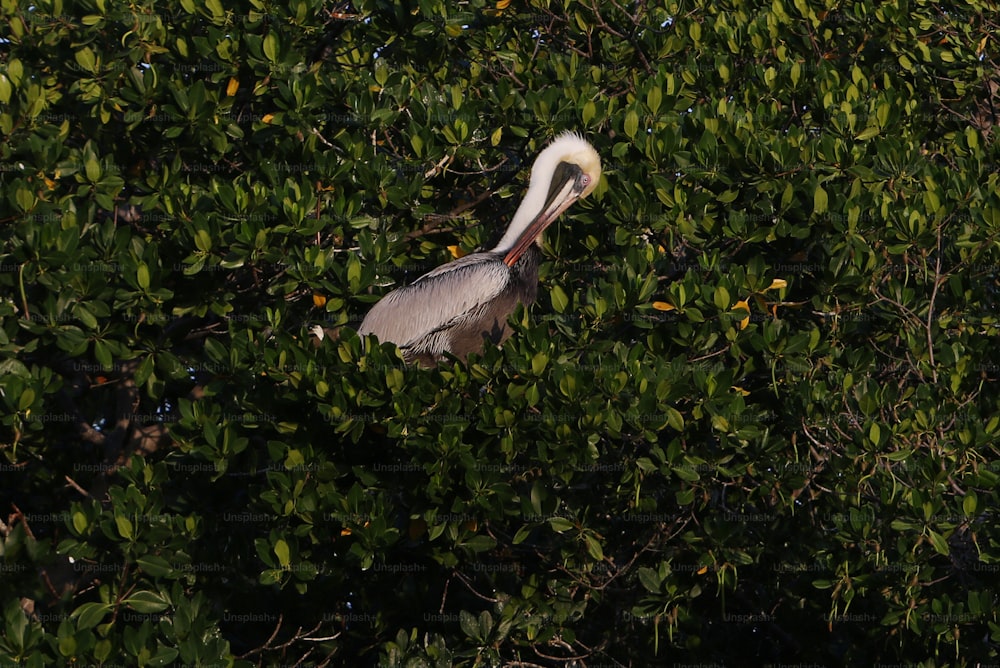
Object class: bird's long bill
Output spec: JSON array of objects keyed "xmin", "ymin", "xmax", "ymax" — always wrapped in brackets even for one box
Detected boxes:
[{"xmin": 502, "ymin": 172, "xmax": 582, "ymax": 268}]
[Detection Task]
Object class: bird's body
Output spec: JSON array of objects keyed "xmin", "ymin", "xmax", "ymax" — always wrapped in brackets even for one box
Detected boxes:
[
  {"xmin": 360, "ymin": 245, "xmax": 542, "ymax": 366},
  {"xmin": 359, "ymin": 133, "xmax": 601, "ymax": 365}
]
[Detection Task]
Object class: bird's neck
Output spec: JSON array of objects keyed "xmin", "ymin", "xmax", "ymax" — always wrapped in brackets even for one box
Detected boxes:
[{"xmin": 491, "ymin": 186, "xmax": 548, "ymax": 253}]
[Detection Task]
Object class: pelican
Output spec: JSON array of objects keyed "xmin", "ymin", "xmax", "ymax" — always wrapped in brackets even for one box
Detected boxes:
[{"xmin": 358, "ymin": 132, "xmax": 601, "ymax": 365}]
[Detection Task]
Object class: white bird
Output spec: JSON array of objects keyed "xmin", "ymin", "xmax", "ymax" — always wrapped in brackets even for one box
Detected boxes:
[{"xmin": 358, "ymin": 132, "xmax": 601, "ymax": 365}]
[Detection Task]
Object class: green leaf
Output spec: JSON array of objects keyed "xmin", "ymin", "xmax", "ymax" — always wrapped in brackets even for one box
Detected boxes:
[
  {"xmin": 205, "ymin": 0, "xmax": 224, "ymax": 22},
  {"xmin": 94, "ymin": 639, "xmax": 112, "ymax": 662},
  {"xmin": 94, "ymin": 339, "xmax": 113, "ymax": 369},
  {"xmin": 548, "ymin": 517, "xmax": 575, "ymax": 533},
  {"xmin": 84, "ymin": 155, "xmax": 101, "ymax": 183},
  {"xmin": 584, "ymin": 533, "xmax": 604, "ymax": 560},
  {"xmin": 135, "ymin": 355, "xmax": 155, "ymax": 387},
  {"xmin": 460, "ymin": 535, "xmax": 496, "ymax": 552},
  {"xmin": 74, "ymin": 47, "xmax": 97, "ymax": 74},
  {"xmin": 194, "ymin": 228, "xmax": 212, "ymax": 251},
  {"xmin": 672, "ymin": 465, "xmax": 700, "ymax": 482},
  {"xmin": 75, "ymin": 304, "xmax": 99, "ymax": 330},
  {"xmin": 17, "ymin": 387, "xmax": 35, "ymax": 411},
  {"xmin": 115, "ymin": 515, "xmax": 133, "ymax": 540},
  {"xmin": 530, "ymin": 352, "xmax": 548, "ymax": 375},
  {"xmin": 646, "ymin": 85, "xmax": 662, "ymax": 115},
  {"xmin": 926, "ymin": 530, "xmax": 949, "ymax": 556},
  {"xmin": 137, "ymin": 554, "xmax": 174, "ymax": 578},
  {"xmin": 624, "ymin": 109, "xmax": 639, "ymax": 139},
  {"xmin": 0, "ymin": 73, "xmax": 12, "ymax": 104},
  {"xmin": 813, "ymin": 184, "xmax": 828, "ymax": 215},
  {"xmin": 529, "ymin": 479, "xmax": 546, "ymax": 515},
  {"xmin": 412, "ymin": 22, "xmax": 436, "ymax": 37},
  {"xmin": 713, "ymin": 286, "xmax": 731, "ymax": 310},
  {"xmin": 347, "ymin": 253, "xmax": 362, "ymax": 291},
  {"xmin": 72, "ymin": 602, "xmax": 112, "ymax": 630},
  {"xmin": 688, "ymin": 20, "xmax": 702, "ymax": 42},
  {"xmin": 637, "ymin": 566, "xmax": 662, "ymax": 593},
  {"xmin": 459, "ymin": 610, "xmax": 480, "ymax": 640},
  {"xmin": 137, "ymin": 262, "xmax": 151, "ymax": 290},
  {"xmin": 550, "ymin": 284, "xmax": 568, "ymax": 313},
  {"xmin": 285, "ymin": 448, "xmax": 305, "ymax": 468},
  {"xmin": 962, "ymin": 491, "xmax": 978, "ymax": 517},
  {"xmin": 855, "ymin": 126, "xmax": 880, "ymax": 141},
  {"xmin": 14, "ymin": 186, "xmax": 35, "ymax": 212},
  {"xmin": 59, "ymin": 636, "xmax": 76, "ymax": 656},
  {"xmin": 274, "ymin": 539, "xmax": 291, "ymax": 567},
  {"xmin": 263, "ymin": 33, "xmax": 278, "ymax": 62},
  {"xmin": 512, "ymin": 524, "xmax": 533, "ymax": 545},
  {"xmin": 149, "ymin": 645, "xmax": 180, "ymax": 665},
  {"xmin": 124, "ymin": 590, "xmax": 170, "ymax": 614},
  {"xmin": 665, "ymin": 407, "xmax": 684, "ymax": 431},
  {"xmin": 885, "ymin": 449, "xmax": 912, "ymax": 462}
]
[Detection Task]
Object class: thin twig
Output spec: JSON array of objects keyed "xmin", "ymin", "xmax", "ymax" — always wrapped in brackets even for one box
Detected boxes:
[
  {"xmin": 64, "ymin": 475, "xmax": 91, "ymax": 498},
  {"xmin": 452, "ymin": 570, "xmax": 500, "ymax": 603},
  {"xmin": 423, "ymin": 152, "xmax": 453, "ymax": 180}
]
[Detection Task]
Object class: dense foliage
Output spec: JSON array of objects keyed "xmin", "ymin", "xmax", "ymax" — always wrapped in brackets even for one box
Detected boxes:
[{"xmin": 2, "ymin": 0, "xmax": 999, "ymax": 665}]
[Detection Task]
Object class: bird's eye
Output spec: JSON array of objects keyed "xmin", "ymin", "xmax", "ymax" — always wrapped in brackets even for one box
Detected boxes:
[{"xmin": 581, "ymin": 175, "xmax": 591, "ymax": 186}]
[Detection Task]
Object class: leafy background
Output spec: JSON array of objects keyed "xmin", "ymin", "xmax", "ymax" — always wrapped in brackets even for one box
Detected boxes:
[{"xmin": 1, "ymin": 0, "xmax": 999, "ymax": 665}]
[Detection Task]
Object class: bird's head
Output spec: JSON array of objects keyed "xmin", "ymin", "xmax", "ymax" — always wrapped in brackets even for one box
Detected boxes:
[
  {"xmin": 496, "ymin": 132, "xmax": 602, "ymax": 266},
  {"xmin": 530, "ymin": 132, "xmax": 602, "ymax": 200}
]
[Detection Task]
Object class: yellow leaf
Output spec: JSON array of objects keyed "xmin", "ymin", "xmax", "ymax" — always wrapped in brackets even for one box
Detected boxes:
[
  {"xmin": 447, "ymin": 245, "xmax": 466, "ymax": 259},
  {"xmin": 312, "ymin": 292, "xmax": 327, "ymax": 307},
  {"xmin": 262, "ymin": 113, "xmax": 274, "ymax": 124},
  {"xmin": 497, "ymin": 0, "xmax": 512, "ymax": 8},
  {"xmin": 226, "ymin": 77, "xmax": 239, "ymax": 96},
  {"xmin": 732, "ymin": 300, "xmax": 750, "ymax": 330},
  {"xmin": 732, "ymin": 386, "xmax": 750, "ymax": 396},
  {"xmin": 697, "ymin": 565, "xmax": 708, "ymax": 575},
  {"xmin": 765, "ymin": 278, "xmax": 788, "ymax": 291},
  {"xmin": 652, "ymin": 301, "xmax": 675, "ymax": 311}
]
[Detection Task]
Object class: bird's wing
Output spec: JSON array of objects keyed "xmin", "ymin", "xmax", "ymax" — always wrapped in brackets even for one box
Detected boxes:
[{"xmin": 358, "ymin": 253, "xmax": 510, "ymax": 348}]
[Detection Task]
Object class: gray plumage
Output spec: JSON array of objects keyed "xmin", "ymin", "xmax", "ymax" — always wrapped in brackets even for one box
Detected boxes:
[{"xmin": 359, "ymin": 246, "xmax": 541, "ymax": 365}]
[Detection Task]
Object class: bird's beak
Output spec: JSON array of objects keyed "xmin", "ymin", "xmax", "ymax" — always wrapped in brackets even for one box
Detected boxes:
[{"xmin": 503, "ymin": 164, "xmax": 589, "ymax": 267}]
